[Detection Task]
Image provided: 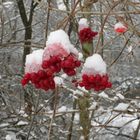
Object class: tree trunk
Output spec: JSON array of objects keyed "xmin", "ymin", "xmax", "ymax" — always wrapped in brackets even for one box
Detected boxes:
[{"xmin": 23, "ymin": 24, "xmax": 32, "ymax": 64}]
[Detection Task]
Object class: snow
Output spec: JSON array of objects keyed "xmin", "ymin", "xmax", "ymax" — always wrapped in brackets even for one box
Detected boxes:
[
  {"xmin": 74, "ymin": 113, "xmax": 79, "ymax": 123},
  {"xmin": 58, "ymin": 106, "xmax": 67, "ymax": 112},
  {"xmin": 78, "ymin": 52, "xmax": 83, "ymax": 60},
  {"xmin": 82, "ymin": 54, "xmax": 107, "ymax": 75},
  {"xmin": 114, "ymin": 22, "xmax": 127, "ymax": 30},
  {"xmin": 17, "ymin": 121, "xmax": 28, "ymax": 126},
  {"xmin": 61, "ymin": 74, "xmax": 68, "ymax": 79},
  {"xmin": 46, "ymin": 29, "xmax": 78, "ymax": 56},
  {"xmin": 57, "ymin": 0, "xmax": 66, "ymax": 10},
  {"xmin": 3, "ymin": 2, "xmax": 14, "ymax": 8},
  {"xmin": 73, "ymin": 89, "xmax": 84, "ymax": 97},
  {"xmin": 54, "ymin": 76, "xmax": 64, "ymax": 85},
  {"xmin": 89, "ymin": 102, "xmax": 97, "ymax": 110},
  {"xmin": 25, "ymin": 49, "xmax": 44, "ymax": 73},
  {"xmin": 78, "ymin": 18, "xmax": 89, "ymax": 31},
  {"xmin": 0, "ymin": 123, "xmax": 9, "ymax": 128},
  {"xmin": 116, "ymin": 93, "xmax": 125, "ymax": 100},
  {"xmin": 127, "ymin": 45, "xmax": 133, "ymax": 53},
  {"xmin": 99, "ymin": 92, "xmax": 109, "ymax": 99},
  {"xmin": 5, "ymin": 133, "xmax": 17, "ymax": 140},
  {"xmin": 114, "ymin": 103, "xmax": 129, "ymax": 111}
]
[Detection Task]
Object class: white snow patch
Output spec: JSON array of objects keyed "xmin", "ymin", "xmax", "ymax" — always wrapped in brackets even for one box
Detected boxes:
[
  {"xmin": 79, "ymin": 18, "xmax": 89, "ymax": 26},
  {"xmin": 116, "ymin": 93, "xmax": 125, "ymax": 100},
  {"xmin": 78, "ymin": 52, "xmax": 83, "ymax": 60},
  {"xmin": 3, "ymin": 2, "xmax": 14, "ymax": 8},
  {"xmin": 58, "ymin": 106, "xmax": 67, "ymax": 112},
  {"xmin": 78, "ymin": 18, "xmax": 89, "ymax": 31},
  {"xmin": 73, "ymin": 89, "xmax": 84, "ymax": 97},
  {"xmin": 74, "ymin": 113, "xmax": 79, "ymax": 123},
  {"xmin": 46, "ymin": 29, "xmax": 78, "ymax": 56},
  {"xmin": 82, "ymin": 54, "xmax": 106, "ymax": 75},
  {"xmin": 114, "ymin": 103, "xmax": 129, "ymax": 111},
  {"xmin": 17, "ymin": 121, "xmax": 28, "ymax": 126},
  {"xmin": 54, "ymin": 76, "xmax": 64, "ymax": 85},
  {"xmin": 99, "ymin": 92, "xmax": 109, "ymax": 99},
  {"xmin": 57, "ymin": 0, "xmax": 66, "ymax": 10},
  {"xmin": 89, "ymin": 102, "xmax": 97, "ymax": 110},
  {"xmin": 5, "ymin": 133, "xmax": 17, "ymax": 140},
  {"xmin": 25, "ymin": 49, "xmax": 44, "ymax": 73},
  {"xmin": 0, "ymin": 123, "xmax": 9, "ymax": 128},
  {"xmin": 61, "ymin": 73, "xmax": 68, "ymax": 79},
  {"xmin": 127, "ymin": 45, "xmax": 133, "ymax": 53}
]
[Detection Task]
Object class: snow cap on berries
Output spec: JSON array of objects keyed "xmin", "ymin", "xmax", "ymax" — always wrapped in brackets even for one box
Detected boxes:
[
  {"xmin": 78, "ymin": 18, "xmax": 89, "ymax": 31},
  {"xmin": 82, "ymin": 54, "xmax": 107, "ymax": 75},
  {"xmin": 46, "ymin": 29, "xmax": 78, "ymax": 56},
  {"xmin": 43, "ymin": 43, "xmax": 69, "ymax": 61},
  {"xmin": 114, "ymin": 22, "xmax": 127, "ymax": 33},
  {"xmin": 25, "ymin": 49, "xmax": 44, "ymax": 73}
]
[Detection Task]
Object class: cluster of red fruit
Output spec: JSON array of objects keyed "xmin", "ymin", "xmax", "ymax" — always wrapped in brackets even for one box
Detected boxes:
[
  {"xmin": 78, "ymin": 74, "xmax": 112, "ymax": 91},
  {"xmin": 61, "ymin": 55, "xmax": 81, "ymax": 76},
  {"xmin": 21, "ymin": 54, "xmax": 81, "ymax": 91},
  {"xmin": 21, "ymin": 70, "xmax": 55, "ymax": 91},
  {"xmin": 79, "ymin": 27, "xmax": 98, "ymax": 43},
  {"xmin": 42, "ymin": 54, "xmax": 81, "ymax": 76}
]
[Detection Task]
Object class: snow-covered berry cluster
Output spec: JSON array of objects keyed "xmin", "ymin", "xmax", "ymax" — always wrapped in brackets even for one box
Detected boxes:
[
  {"xmin": 114, "ymin": 22, "xmax": 127, "ymax": 33},
  {"xmin": 21, "ymin": 30, "xmax": 81, "ymax": 91},
  {"xmin": 78, "ymin": 18, "xmax": 98, "ymax": 43},
  {"xmin": 78, "ymin": 54, "xmax": 112, "ymax": 91}
]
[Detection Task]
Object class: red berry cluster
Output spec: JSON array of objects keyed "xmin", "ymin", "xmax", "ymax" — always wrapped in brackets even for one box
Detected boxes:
[
  {"xmin": 79, "ymin": 74, "xmax": 112, "ymax": 91},
  {"xmin": 21, "ymin": 54, "xmax": 81, "ymax": 91},
  {"xmin": 42, "ymin": 54, "xmax": 81, "ymax": 76},
  {"xmin": 79, "ymin": 27, "xmax": 98, "ymax": 43},
  {"xmin": 42, "ymin": 55, "xmax": 62, "ymax": 74},
  {"xmin": 21, "ymin": 70, "xmax": 55, "ymax": 91},
  {"xmin": 61, "ymin": 55, "xmax": 81, "ymax": 76}
]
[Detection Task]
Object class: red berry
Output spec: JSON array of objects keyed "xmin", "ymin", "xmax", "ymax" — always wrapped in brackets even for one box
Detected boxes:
[
  {"xmin": 67, "ymin": 69, "xmax": 76, "ymax": 76},
  {"xmin": 42, "ymin": 60, "xmax": 50, "ymax": 69},
  {"xmin": 24, "ymin": 73, "xmax": 31, "ymax": 80},
  {"xmin": 85, "ymin": 85, "xmax": 91, "ymax": 90},
  {"xmin": 95, "ymin": 74, "xmax": 101, "ymax": 82},
  {"xmin": 21, "ymin": 79, "xmax": 28, "ymax": 86},
  {"xmin": 37, "ymin": 70, "xmax": 46, "ymax": 78},
  {"xmin": 82, "ymin": 74, "xmax": 89, "ymax": 81},
  {"xmin": 49, "ymin": 80, "xmax": 55, "ymax": 89},
  {"xmin": 106, "ymin": 82, "xmax": 112, "ymax": 88},
  {"xmin": 79, "ymin": 81, "xmax": 84, "ymax": 87},
  {"xmin": 75, "ymin": 60, "xmax": 81, "ymax": 67},
  {"xmin": 89, "ymin": 75, "xmax": 95, "ymax": 83}
]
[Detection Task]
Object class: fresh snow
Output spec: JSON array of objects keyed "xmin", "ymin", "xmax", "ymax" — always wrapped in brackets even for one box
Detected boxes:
[
  {"xmin": 78, "ymin": 52, "xmax": 83, "ymax": 60},
  {"xmin": 58, "ymin": 106, "xmax": 67, "ymax": 112},
  {"xmin": 116, "ymin": 93, "xmax": 125, "ymax": 100},
  {"xmin": 25, "ymin": 49, "xmax": 44, "ymax": 73},
  {"xmin": 5, "ymin": 133, "xmax": 17, "ymax": 140},
  {"xmin": 114, "ymin": 103, "xmax": 129, "ymax": 111},
  {"xmin": 78, "ymin": 18, "xmax": 89, "ymax": 31},
  {"xmin": 127, "ymin": 45, "xmax": 133, "ymax": 53},
  {"xmin": 54, "ymin": 76, "xmax": 64, "ymax": 85},
  {"xmin": 46, "ymin": 29, "xmax": 78, "ymax": 56},
  {"xmin": 0, "ymin": 123, "xmax": 9, "ymax": 128},
  {"xmin": 57, "ymin": 0, "xmax": 66, "ymax": 10},
  {"xmin": 82, "ymin": 54, "xmax": 107, "ymax": 75},
  {"xmin": 99, "ymin": 92, "xmax": 109, "ymax": 99},
  {"xmin": 3, "ymin": 2, "xmax": 14, "ymax": 8},
  {"xmin": 17, "ymin": 121, "xmax": 28, "ymax": 126}
]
